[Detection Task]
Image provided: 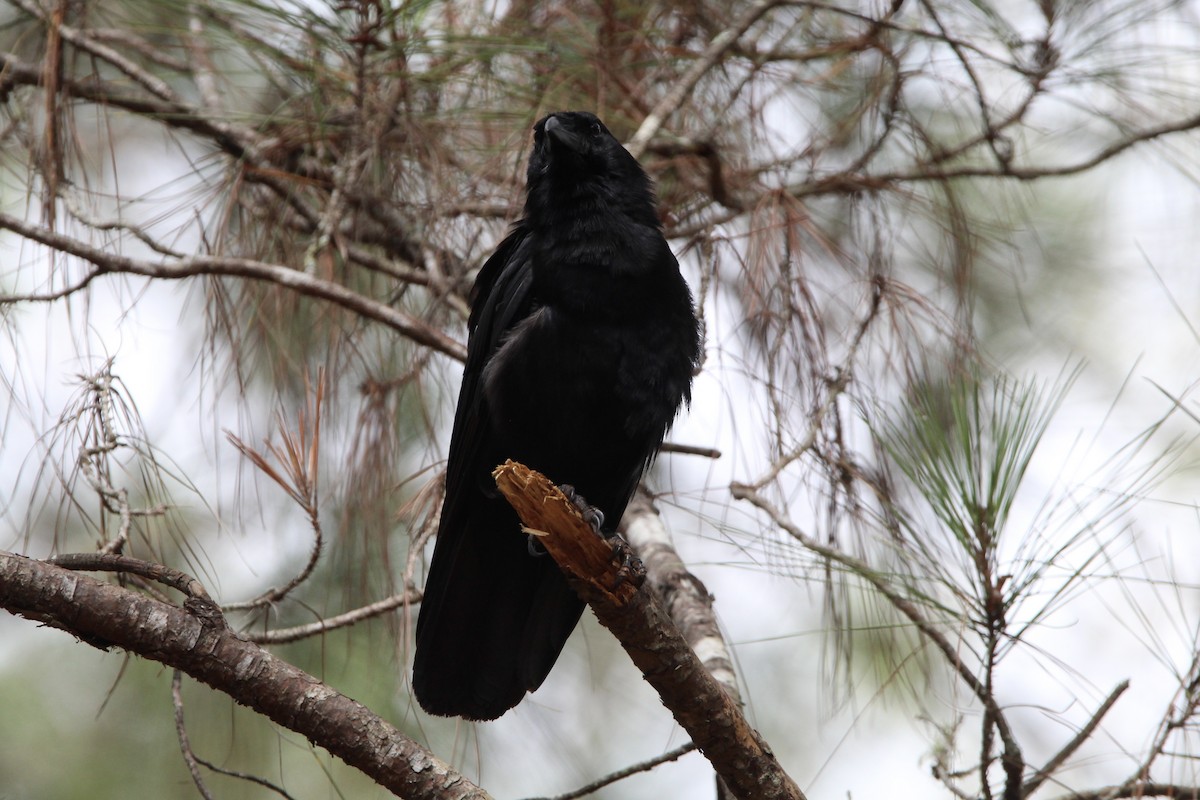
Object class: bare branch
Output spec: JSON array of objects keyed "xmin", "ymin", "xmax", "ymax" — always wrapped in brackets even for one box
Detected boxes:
[
  {"xmin": 791, "ymin": 110, "xmax": 1200, "ymax": 198},
  {"xmin": 172, "ymin": 669, "xmax": 215, "ymax": 800},
  {"xmin": 0, "ymin": 551, "xmax": 492, "ymax": 800},
  {"xmin": 658, "ymin": 442, "xmax": 723, "ymax": 459},
  {"xmin": 622, "ymin": 491, "xmax": 739, "ymax": 800},
  {"xmin": 1122, "ymin": 650, "xmax": 1200, "ymax": 797},
  {"xmin": 1050, "ymin": 784, "xmax": 1200, "ymax": 800},
  {"xmin": 173, "ymin": 668, "xmax": 299, "ymax": 800},
  {"xmin": 730, "ymin": 483, "xmax": 1024, "ymax": 789},
  {"xmin": 184, "ymin": 10, "xmax": 222, "ymax": 112},
  {"xmin": 493, "ymin": 461, "xmax": 806, "ymax": 800},
  {"xmin": 0, "ymin": 211, "xmax": 467, "ymax": 362},
  {"xmin": 622, "ymin": 491, "xmax": 739, "ymax": 700},
  {"xmin": 524, "ymin": 742, "xmax": 699, "ymax": 800},
  {"xmin": 244, "ymin": 588, "xmax": 422, "ymax": 645},
  {"xmin": 746, "ymin": 277, "xmax": 884, "ymax": 489},
  {"xmin": 14, "ymin": 0, "xmax": 178, "ymax": 102},
  {"xmin": 628, "ymin": 0, "xmax": 784, "ymax": 158},
  {"xmin": 1021, "ymin": 680, "xmax": 1130, "ymax": 797},
  {"xmin": 48, "ymin": 552, "xmax": 215, "ymax": 604}
]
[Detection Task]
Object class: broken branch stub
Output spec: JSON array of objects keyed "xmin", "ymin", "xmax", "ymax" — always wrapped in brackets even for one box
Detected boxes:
[{"xmin": 491, "ymin": 460, "xmax": 640, "ymax": 606}]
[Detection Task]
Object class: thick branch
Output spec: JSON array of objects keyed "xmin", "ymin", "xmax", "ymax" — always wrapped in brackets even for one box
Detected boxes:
[
  {"xmin": 621, "ymin": 491, "xmax": 739, "ymax": 703},
  {"xmin": 0, "ymin": 551, "xmax": 488, "ymax": 800},
  {"xmin": 493, "ymin": 461, "xmax": 805, "ymax": 800},
  {"xmin": 622, "ymin": 491, "xmax": 741, "ymax": 800}
]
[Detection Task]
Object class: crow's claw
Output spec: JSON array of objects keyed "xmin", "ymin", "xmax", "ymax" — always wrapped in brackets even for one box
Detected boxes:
[
  {"xmin": 527, "ymin": 534, "xmax": 547, "ymax": 557},
  {"xmin": 558, "ymin": 484, "xmax": 605, "ymax": 535},
  {"xmin": 557, "ymin": 483, "xmax": 641, "ymax": 590},
  {"xmin": 609, "ymin": 534, "xmax": 646, "ymax": 590}
]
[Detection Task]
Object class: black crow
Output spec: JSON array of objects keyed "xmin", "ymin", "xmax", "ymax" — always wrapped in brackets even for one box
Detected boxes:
[{"xmin": 412, "ymin": 111, "xmax": 700, "ymax": 720}]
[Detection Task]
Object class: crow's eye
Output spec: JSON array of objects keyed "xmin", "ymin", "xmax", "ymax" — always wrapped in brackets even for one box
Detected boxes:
[{"xmin": 590, "ymin": 122, "xmax": 603, "ymax": 137}]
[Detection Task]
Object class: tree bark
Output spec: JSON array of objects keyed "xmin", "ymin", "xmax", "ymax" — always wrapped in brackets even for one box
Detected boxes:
[
  {"xmin": 0, "ymin": 550, "xmax": 489, "ymax": 800},
  {"xmin": 492, "ymin": 461, "xmax": 806, "ymax": 800},
  {"xmin": 622, "ymin": 490, "xmax": 742, "ymax": 800}
]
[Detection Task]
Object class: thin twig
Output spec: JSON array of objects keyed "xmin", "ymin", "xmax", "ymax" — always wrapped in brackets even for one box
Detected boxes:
[
  {"xmin": 49, "ymin": 552, "xmax": 215, "ymax": 604},
  {"xmin": 628, "ymin": 0, "xmax": 785, "ymax": 157},
  {"xmin": 0, "ymin": 211, "xmax": 467, "ymax": 362},
  {"xmin": 87, "ymin": 27, "xmax": 190, "ymax": 71},
  {"xmin": 658, "ymin": 442, "xmax": 722, "ymax": 459},
  {"xmin": 70, "ymin": 365, "xmax": 170, "ymax": 555},
  {"xmin": 172, "ymin": 670, "xmax": 215, "ymax": 800},
  {"xmin": 523, "ymin": 742, "xmax": 699, "ymax": 800},
  {"xmin": 189, "ymin": 752, "xmax": 299, "ymax": 800},
  {"xmin": 244, "ymin": 588, "xmax": 422, "ymax": 645},
  {"xmin": 62, "ymin": 193, "xmax": 185, "ymax": 258},
  {"xmin": 15, "ymin": 0, "xmax": 178, "ymax": 102},
  {"xmin": 730, "ymin": 484, "xmax": 1023, "ymax": 782},
  {"xmin": 224, "ymin": 372, "xmax": 327, "ymax": 610},
  {"xmin": 1021, "ymin": 680, "xmax": 1130, "ymax": 797},
  {"xmin": 919, "ymin": 0, "xmax": 1011, "ymax": 169},
  {"xmin": 789, "ymin": 108, "xmax": 1200, "ymax": 196},
  {"xmin": 1122, "ymin": 650, "xmax": 1200, "ymax": 796},
  {"xmin": 748, "ymin": 277, "xmax": 884, "ymax": 489},
  {"xmin": 184, "ymin": 8, "xmax": 223, "ymax": 112},
  {"xmin": 1048, "ymin": 784, "xmax": 1200, "ymax": 800}
]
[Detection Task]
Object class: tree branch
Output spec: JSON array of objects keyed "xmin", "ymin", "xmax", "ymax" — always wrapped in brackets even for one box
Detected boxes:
[
  {"xmin": 493, "ymin": 461, "xmax": 805, "ymax": 800},
  {"xmin": 789, "ymin": 109, "xmax": 1200, "ymax": 197},
  {"xmin": 172, "ymin": 669, "xmax": 216, "ymax": 800},
  {"xmin": 622, "ymin": 491, "xmax": 741, "ymax": 800},
  {"xmin": 0, "ymin": 211, "xmax": 467, "ymax": 362},
  {"xmin": 627, "ymin": 0, "xmax": 784, "ymax": 158},
  {"xmin": 1021, "ymin": 680, "xmax": 1129, "ymax": 797},
  {"xmin": 622, "ymin": 491, "xmax": 740, "ymax": 705},
  {"xmin": 0, "ymin": 550, "xmax": 490, "ymax": 800},
  {"xmin": 523, "ymin": 742, "xmax": 699, "ymax": 800},
  {"xmin": 49, "ymin": 553, "xmax": 215, "ymax": 603},
  {"xmin": 1049, "ymin": 784, "xmax": 1200, "ymax": 800},
  {"xmin": 244, "ymin": 588, "xmax": 422, "ymax": 645},
  {"xmin": 730, "ymin": 483, "xmax": 1024, "ymax": 790}
]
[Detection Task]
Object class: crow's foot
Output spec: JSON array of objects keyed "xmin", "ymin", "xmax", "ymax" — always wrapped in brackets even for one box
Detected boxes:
[
  {"xmin": 558, "ymin": 484, "xmax": 605, "ymax": 535},
  {"xmin": 608, "ymin": 534, "xmax": 647, "ymax": 590},
  {"xmin": 557, "ymin": 483, "xmax": 644, "ymax": 590},
  {"xmin": 527, "ymin": 533, "xmax": 547, "ymax": 557}
]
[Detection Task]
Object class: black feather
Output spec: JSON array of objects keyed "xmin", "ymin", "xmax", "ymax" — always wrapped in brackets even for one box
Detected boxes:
[{"xmin": 412, "ymin": 111, "xmax": 701, "ymax": 720}]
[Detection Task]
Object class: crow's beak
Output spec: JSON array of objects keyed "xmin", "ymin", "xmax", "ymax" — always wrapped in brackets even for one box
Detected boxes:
[{"xmin": 543, "ymin": 115, "xmax": 581, "ymax": 153}]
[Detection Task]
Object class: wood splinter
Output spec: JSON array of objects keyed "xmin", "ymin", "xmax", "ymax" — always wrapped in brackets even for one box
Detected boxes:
[{"xmin": 492, "ymin": 459, "xmax": 642, "ymax": 606}]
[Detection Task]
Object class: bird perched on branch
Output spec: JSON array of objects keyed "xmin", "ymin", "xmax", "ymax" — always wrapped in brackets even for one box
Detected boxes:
[{"xmin": 413, "ymin": 111, "xmax": 701, "ymax": 721}]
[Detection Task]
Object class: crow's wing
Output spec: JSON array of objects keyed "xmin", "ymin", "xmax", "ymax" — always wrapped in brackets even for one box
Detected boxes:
[
  {"xmin": 445, "ymin": 225, "xmax": 534, "ymax": 497},
  {"xmin": 413, "ymin": 225, "xmax": 585, "ymax": 720}
]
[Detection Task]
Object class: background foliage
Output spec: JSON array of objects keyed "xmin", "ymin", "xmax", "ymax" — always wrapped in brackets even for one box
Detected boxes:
[{"xmin": 3, "ymin": 0, "xmax": 1200, "ymax": 798}]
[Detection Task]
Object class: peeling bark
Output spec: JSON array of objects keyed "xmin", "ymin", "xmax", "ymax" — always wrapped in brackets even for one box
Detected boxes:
[{"xmin": 622, "ymin": 490, "xmax": 742, "ymax": 800}]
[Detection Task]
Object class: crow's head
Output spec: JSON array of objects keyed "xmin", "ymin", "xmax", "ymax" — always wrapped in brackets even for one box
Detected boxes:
[{"xmin": 525, "ymin": 111, "xmax": 658, "ymax": 227}]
